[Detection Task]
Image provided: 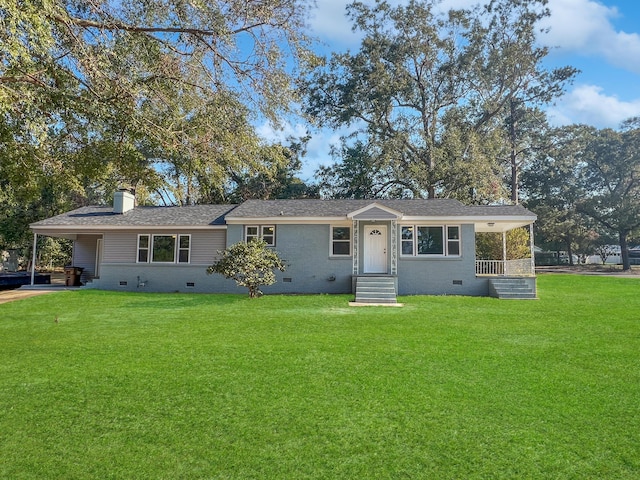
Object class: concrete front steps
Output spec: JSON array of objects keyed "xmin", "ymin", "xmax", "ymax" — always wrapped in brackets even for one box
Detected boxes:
[
  {"xmin": 489, "ymin": 277, "xmax": 537, "ymax": 299},
  {"xmin": 354, "ymin": 276, "xmax": 397, "ymax": 304}
]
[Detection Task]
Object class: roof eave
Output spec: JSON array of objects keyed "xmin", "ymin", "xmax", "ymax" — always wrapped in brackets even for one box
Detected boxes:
[
  {"xmin": 224, "ymin": 216, "xmax": 349, "ymax": 224},
  {"xmin": 31, "ymin": 224, "xmax": 227, "ymax": 233}
]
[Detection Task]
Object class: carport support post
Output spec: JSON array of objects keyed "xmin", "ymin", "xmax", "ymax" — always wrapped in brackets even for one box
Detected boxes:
[{"xmin": 30, "ymin": 233, "xmax": 37, "ymax": 286}]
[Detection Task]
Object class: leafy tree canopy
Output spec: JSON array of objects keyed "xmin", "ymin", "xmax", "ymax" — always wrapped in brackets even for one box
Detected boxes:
[
  {"xmin": 577, "ymin": 119, "xmax": 640, "ymax": 270},
  {"xmin": 304, "ymin": 0, "xmax": 576, "ymax": 202},
  {"xmin": 522, "ymin": 119, "xmax": 640, "ymax": 270},
  {"xmin": 0, "ymin": 0, "xmax": 315, "ymax": 246}
]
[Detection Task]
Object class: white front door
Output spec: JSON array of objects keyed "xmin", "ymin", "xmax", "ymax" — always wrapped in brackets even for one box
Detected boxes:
[{"xmin": 364, "ymin": 225, "xmax": 387, "ymax": 273}]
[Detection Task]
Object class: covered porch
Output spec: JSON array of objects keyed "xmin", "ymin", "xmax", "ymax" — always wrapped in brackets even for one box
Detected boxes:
[
  {"xmin": 27, "ymin": 230, "xmax": 103, "ymax": 287},
  {"xmin": 474, "ymin": 220, "xmax": 536, "ymax": 277}
]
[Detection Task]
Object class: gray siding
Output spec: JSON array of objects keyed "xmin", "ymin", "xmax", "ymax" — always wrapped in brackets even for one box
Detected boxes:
[
  {"xmin": 102, "ymin": 229, "xmax": 226, "ymax": 265},
  {"xmin": 190, "ymin": 230, "xmax": 226, "ymax": 265},
  {"xmin": 88, "ymin": 228, "xmax": 229, "ymax": 292},
  {"xmin": 73, "ymin": 234, "xmax": 100, "ymax": 282},
  {"xmin": 226, "ymin": 224, "xmax": 244, "ymax": 245},
  {"xmin": 266, "ymin": 224, "xmax": 353, "ymax": 294},
  {"xmin": 103, "ymin": 231, "xmax": 137, "ymax": 263}
]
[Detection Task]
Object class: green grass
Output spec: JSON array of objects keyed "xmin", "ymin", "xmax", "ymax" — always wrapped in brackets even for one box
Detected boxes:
[{"xmin": 1, "ymin": 275, "xmax": 639, "ymax": 479}]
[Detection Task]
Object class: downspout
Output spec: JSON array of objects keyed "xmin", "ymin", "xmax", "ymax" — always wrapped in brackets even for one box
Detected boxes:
[{"xmin": 30, "ymin": 233, "xmax": 37, "ymax": 286}]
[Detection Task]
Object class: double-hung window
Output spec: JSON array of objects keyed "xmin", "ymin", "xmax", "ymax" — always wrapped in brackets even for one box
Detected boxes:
[
  {"xmin": 331, "ymin": 226, "xmax": 351, "ymax": 256},
  {"xmin": 400, "ymin": 225, "xmax": 460, "ymax": 256},
  {"xmin": 447, "ymin": 226, "xmax": 460, "ymax": 256},
  {"xmin": 177, "ymin": 235, "xmax": 191, "ymax": 263},
  {"xmin": 138, "ymin": 235, "xmax": 150, "ymax": 262},
  {"xmin": 137, "ymin": 234, "xmax": 190, "ymax": 263},
  {"xmin": 245, "ymin": 225, "xmax": 275, "ymax": 246}
]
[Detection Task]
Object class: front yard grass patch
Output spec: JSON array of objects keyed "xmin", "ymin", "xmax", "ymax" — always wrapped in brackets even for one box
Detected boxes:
[{"xmin": 1, "ymin": 275, "xmax": 639, "ymax": 478}]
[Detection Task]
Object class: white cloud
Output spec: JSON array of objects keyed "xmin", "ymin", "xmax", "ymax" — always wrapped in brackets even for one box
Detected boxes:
[
  {"xmin": 308, "ymin": 0, "xmax": 479, "ymax": 49},
  {"xmin": 308, "ymin": 0, "xmax": 360, "ymax": 48},
  {"xmin": 541, "ymin": 0, "xmax": 640, "ymax": 74},
  {"xmin": 548, "ymin": 84, "xmax": 640, "ymax": 128}
]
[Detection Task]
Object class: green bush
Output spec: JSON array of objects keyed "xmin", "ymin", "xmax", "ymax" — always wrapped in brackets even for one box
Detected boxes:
[{"xmin": 207, "ymin": 239, "xmax": 286, "ymax": 297}]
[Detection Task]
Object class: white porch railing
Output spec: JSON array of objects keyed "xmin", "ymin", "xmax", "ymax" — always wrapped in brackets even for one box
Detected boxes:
[{"xmin": 476, "ymin": 258, "xmax": 535, "ymax": 276}]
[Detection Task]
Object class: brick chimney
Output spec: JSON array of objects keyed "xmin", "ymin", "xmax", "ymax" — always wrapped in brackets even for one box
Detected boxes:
[{"xmin": 113, "ymin": 188, "xmax": 135, "ymax": 214}]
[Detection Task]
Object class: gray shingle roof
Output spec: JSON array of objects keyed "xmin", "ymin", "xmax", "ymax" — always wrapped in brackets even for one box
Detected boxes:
[
  {"xmin": 31, "ymin": 204, "xmax": 236, "ymax": 228},
  {"xmin": 31, "ymin": 199, "xmax": 535, "ymax": 230},
  {"xmin": 225, "ymin": 199, "xmax": 535, "ymax": 219}
]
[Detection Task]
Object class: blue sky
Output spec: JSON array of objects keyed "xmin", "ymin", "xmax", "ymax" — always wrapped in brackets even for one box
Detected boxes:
[{"xmin": 259, "ymin": 0, "xmax": 640, "ymax": 180}]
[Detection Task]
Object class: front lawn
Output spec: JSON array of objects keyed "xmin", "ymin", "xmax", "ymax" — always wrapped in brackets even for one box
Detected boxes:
[{"xmin": 1, "ymin": 275, "xmax": 639, "ymax": 479}]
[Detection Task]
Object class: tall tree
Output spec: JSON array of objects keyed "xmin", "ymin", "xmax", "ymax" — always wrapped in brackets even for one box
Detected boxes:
[
  {"xmin": 522, "ymin": 125, "xmax": 593, "ymax": 264},
  {"xmin": 1, "ymin": 0, "xmax": 312, "ymax": 129},
  {"xmin": 523, "ymin": 121, "xmax": 640, "ymax": 270},
  {"xmin": 578, "ymin": 119, "xmax": 640, "ymax": 271},
  {"xmin": 0, "ymin": 0, "xmax": 313, "ymax": 181},
  {"xmin": 304, "ymin": 0, "xmax": 576, "ymax": 201},
  {"xmin": 142, "ymin": 91, "xmax": 284, "ymax": 205},
  {"xmin": 466, "ymin": 0, "xmax": 577, "ymax": 203},
  {"xmin": 501, "ymin": 104, "xmax": 552, "ymax": 203},
  {"xmin": 1, "ymin": 0, "xmax": 313, "ymax": 243}
]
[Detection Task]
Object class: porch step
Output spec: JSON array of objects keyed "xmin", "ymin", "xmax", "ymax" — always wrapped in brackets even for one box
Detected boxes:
[
  {"xmin": 489, "ymin": 278, "xmax": 537, "ymax": 300},
  {"xmin": 355, "ymin": 276, "xmax": 397, "ymax": 304}
]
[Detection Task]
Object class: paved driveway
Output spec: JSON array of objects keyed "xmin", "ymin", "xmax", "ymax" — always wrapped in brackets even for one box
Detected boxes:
[{"xmin": 0, "ymin": 289, "xmax": 59, "ymax": 304}]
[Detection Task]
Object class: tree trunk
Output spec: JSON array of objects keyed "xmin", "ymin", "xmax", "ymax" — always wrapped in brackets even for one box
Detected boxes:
[
  {"xmin": 566, "ymin": 239, "xmax": 574, "ymax": 266},
  {"xmin": 511, "ymin": 158, "xmax": 518, "ymax": 204},
  {"xmin": 620, "ymin": 231, "xmax": 631, "ymax": 271},
  {"xmin": 509, "ymin": 99, "xmax": 519, "ymax": 204}
]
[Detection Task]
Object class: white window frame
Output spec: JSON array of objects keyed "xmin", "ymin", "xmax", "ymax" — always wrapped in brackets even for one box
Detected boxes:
[
  {"xmin": 177, "ymin": 234, "xmax": 191, "ymax": 263},
  {"xmin": 446, "ymin": 226, "xmax": 460, "ymax": 256},
  {"xmin": 137, "ymin": 234, "xmax": 150, "ymax": 263},
  {"xmin": 245, "ymin": 225, "xmax": 276, "ymax": 246},
  {"xmin": 400, "ymin": 225, "xmax": 461, "ymax": 257},
  {"xmin": 416, "ymin": 226, "xmax": 445, "ymax": 256},
  {"xmin": 151, "ymin": 234, "xmax": 177, "ymax": 263},
  {"xmin": 245, "ymin": 226, "xmax": 260, "ymax": 243},
  {"xmin": 137, "ymin": 233, "xmax": 191, "ymax": 264},
  {"xmin": 330, "ymin": 225, "xmax": 352, "ymax": 257},
  {"xmin": 260, "ymin": 225, "xmax": 275, "ymax": 246},
  {"xmin": 401, "ymin": 226, "xmax": 415, "ymax": 256}
]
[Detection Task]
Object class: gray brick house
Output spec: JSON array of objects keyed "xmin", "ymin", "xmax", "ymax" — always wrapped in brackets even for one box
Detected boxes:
[{"xmin": 30, "ymin": 190, "xmax": 537, "ymax": 300}]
